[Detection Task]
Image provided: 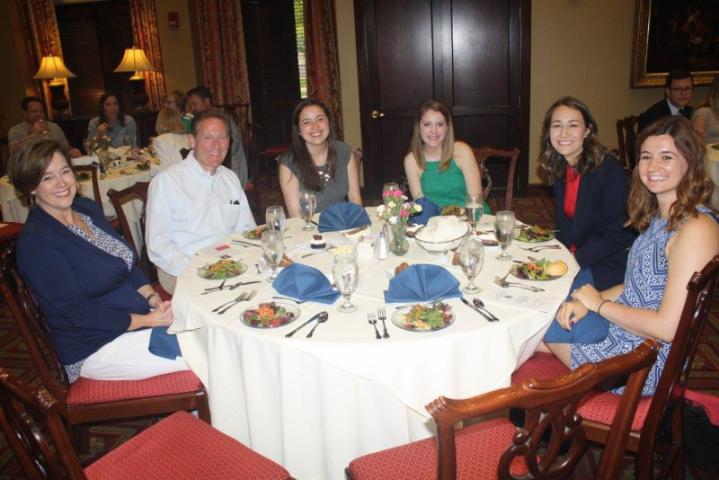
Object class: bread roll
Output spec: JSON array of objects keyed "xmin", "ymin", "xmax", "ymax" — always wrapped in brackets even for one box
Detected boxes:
[{"xmin": 546, "ymin": 260, "xmax": 568, "ymax": 277}]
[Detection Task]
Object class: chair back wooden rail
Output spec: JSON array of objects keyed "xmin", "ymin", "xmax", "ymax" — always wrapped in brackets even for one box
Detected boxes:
[{"xmin": 472, "ymin": 146, "xmax": 519, "ymax": 211}]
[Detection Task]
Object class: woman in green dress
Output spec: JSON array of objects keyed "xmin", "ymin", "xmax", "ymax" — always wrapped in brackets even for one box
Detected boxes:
[{"xmin": 403, "ymin": 100, "xmax": 487, "ymax": 211}]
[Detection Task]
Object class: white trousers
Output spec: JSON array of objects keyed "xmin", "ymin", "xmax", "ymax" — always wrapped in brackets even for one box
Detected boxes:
[{"xmin": 80, "ymin": 328, "xmax": 189, "ymax": 381}]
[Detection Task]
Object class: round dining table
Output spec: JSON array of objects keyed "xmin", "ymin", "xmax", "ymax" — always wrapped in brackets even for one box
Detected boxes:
[{"xmin": 169, "ymin": 211, "xmax": 578, "ymax": 480}]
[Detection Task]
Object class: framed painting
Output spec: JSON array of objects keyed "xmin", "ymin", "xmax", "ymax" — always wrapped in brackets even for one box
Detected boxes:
[{"xmin": 632, "ymin": 0, "xmax": 719, "ymax": 87}]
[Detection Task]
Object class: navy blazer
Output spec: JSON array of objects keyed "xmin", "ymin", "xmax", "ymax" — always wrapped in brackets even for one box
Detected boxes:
[
  {"xmin": 553, "ymin": 154, "xmax": 636, "ymax": 290},
  {"xmin": 17, "ymin": 197, "xmax": 150, "ymax": 365},
  {"xmin": 639, "ymin": 99, "xmax": 692, "ymax": 132}
]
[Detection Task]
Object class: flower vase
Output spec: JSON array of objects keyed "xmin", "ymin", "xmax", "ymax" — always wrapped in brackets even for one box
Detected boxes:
[{"xmin": 390, "ymin": 222, "xmax": 409, "ymax": 256}]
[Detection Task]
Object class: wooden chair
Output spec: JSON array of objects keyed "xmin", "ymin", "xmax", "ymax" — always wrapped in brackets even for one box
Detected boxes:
[
  {"xmin": 0, "ymin": 245, "xmax": 211, "ymax": 452},
  {"xmin": 512, "ymin": 254, "xmax": 719, "ymax": 479},
  {"xmin": 472, "ymin": 146, "xmax": 519, "ymax": 211},
  {"xmin": 73, "ymin": 164, "xmax": 102, "ymax": 206},
  {"xmin": 616, "ymin": 116, "xmax": 640, "ymax": 170},
  {"xmin": 347, "ymin": 339, "xmax": 659, "ymax": 480},
  {"xmin": 0, "ymin": 367, "xmax": 292, "ymax": 480}
]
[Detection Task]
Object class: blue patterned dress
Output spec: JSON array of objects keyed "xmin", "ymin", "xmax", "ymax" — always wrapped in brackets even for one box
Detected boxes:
[{"xmin": 571, "ymin": 206, "xmax": 718, "ymax": 396}]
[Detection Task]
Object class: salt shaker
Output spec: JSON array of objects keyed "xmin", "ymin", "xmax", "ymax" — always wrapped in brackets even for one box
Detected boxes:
[{"xmin": 375, "ymin": 224, "xmax": 389, "ymax": 260}]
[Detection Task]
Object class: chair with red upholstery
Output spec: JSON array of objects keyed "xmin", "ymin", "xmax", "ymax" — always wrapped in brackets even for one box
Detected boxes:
[
  {"xmin": 347, "ymin": 339, "xmax": 659, "ymax": 480},
  {"xmin": 0, "ymin": 367, "xmax": 292, "ymax": 480},
  {"xmin": 511, "ymin": 254, "xmax": 719, "ymax": 479}
]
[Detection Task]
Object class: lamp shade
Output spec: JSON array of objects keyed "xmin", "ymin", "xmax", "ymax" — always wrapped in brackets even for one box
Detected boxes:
[
  {"xmin": 114, "ymin": 47, "xmax": 155, "ymax": 78},
  {"xmin": 33, "ymin": 56, "xmax": 76, "ymax": 80}
]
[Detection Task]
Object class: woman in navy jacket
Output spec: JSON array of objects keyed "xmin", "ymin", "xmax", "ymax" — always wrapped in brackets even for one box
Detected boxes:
[
  {"xmin": 540, "ymin": 97, "xmax": 636, "ymax": 291},
  {"xmin": 9, "ymin": 137, "xmax": 187, "ymax": 383}
]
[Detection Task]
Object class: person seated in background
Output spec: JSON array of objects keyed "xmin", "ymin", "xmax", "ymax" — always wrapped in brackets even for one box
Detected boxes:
[
  {"xmin": 403, "ymin": 100, "xmax": 487, "ymax": 212},
  {"xmin": 87, "ymin": 91, "xmax": 138, "ymax": 148},
  {"xmin": 279, "ymin": 98, "xmax": 362, "ymax": 217},
  {"xmin": 153, "ymin": 108, "xmax": 190, "ymax": 170},
  {"xmin": 9, "ymin": 137, "xmax": 188, "ymax": 383},
  {"xmin": 540, "ymin": 96, "xmax": 636, "ymax": 291},
  {"xmin": 638, "ymin": 69, "xmax": 694, "ymax": 133},
  {"xmin": 543, "ymin": 116, "xmax": 719, "ymax": 396},
  {"xmin": 692, "ymin": 74, "xmax": 719, "ymax": 144},
  {"xmin": 8, "ymin": 97, "xmax": 81, "ymax": 158},
  {"xmin": 186, "ymin": 85, "xmax": 247, "ymax": 186},
  {"xmin": 163, "ymin": 89, "xmax": 192, "ymax": 132},
  {"xmin": 146, "ymin": 109, "xmax": 255, "ymax": 294}
]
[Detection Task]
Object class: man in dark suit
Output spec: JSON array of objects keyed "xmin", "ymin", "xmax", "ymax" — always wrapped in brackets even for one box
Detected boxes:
[{"xmin": 638, "ymin": 69, "xmax": 694, "ymax": 132}]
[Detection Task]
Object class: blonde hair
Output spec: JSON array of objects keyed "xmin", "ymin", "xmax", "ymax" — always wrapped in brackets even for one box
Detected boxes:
[
  {"xmin": 409, "ymin": 100, "xmax": 455, "ymax": 172},
  {"xmin": 155, "ymin": 107, "xmax": 185, "ymax": 134}
]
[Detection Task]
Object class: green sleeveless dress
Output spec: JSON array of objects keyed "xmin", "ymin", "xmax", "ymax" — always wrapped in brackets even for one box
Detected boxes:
[{"xmin": 420, "ymin": 159, "xmax": 491, "ymax": 212}]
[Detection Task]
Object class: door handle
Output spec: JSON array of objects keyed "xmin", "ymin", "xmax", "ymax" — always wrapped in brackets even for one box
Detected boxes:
[{"xmin": 371, "ymin": 110, "xmax": 385, "ymax": 119}]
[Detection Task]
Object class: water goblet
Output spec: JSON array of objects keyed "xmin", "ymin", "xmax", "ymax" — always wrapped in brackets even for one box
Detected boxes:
[
  {"xmin": 465, "ymin": 194, "xmax": 483, "ymax": 234},
  {"xmin": 265, "ymin": 205, "xmax": 286, "ymax": 234},
  {"xmin": 261, "ymin": 230, "xmax": 285, "ymax": 281},
  {"xmin": 299, "ymin": 192, "xmax": 317, "ymax": 231},
  {"xmin": 333, "ymin": 248, "xmax": 359, "ymax": 313},
  {"xmin": 495, "ymin": 210, "xmax": 516, "ymax": 261},
  {"xmin": 459, "ymin": 237, "xmax": 484, "ymax": 293}
]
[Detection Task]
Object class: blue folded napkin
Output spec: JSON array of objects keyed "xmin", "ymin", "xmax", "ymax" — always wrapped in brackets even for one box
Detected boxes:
[
  {"xmin": 384, "ymin": 264, "xmax": 461, "ymax": 303},
  {"xmin": 149, "ymin": 326, "xmax": 182, "ymax": 360},
  {"xmin": 410, "ymin": 197, "xmax": 440, "ymax": 225},
  {"xmin": 318, "ymin": 202, "xmax": 371, "ymax": 232},
  {"xmin": 272, "ymin": 263, "xmax": 340, "ymax": 304}
]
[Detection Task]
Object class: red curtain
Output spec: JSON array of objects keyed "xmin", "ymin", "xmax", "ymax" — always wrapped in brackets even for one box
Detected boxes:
[
  {"xmin": 304, "ymin": 0, "xmax": 343, "ymax": 138},
  {"xmin": 192, "ymin": 0, "xmax": 252, "ymax": 130},
  {"xmin": 129, "ymin": 0, "xmax": 166, "ymax": 111}
]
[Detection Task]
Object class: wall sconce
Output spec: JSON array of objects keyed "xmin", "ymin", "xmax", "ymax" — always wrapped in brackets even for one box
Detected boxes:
[
  {"xmin": 33, "ymin": 55, "xmax": 76, "ymax": 119},
  {"xmin": 114, "ymin": 47, "xmax": 156, "ymax": 112}
]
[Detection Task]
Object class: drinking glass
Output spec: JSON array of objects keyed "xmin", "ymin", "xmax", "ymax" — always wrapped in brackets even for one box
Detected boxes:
[
  {"xmin": 265, "ymin": 205, "xmax": 286, "ymax": 234},
  {"xmin": 495, "ymin": 210, "xmax": 516, "ymax": 261},
  {"xmin": 333, "ymin": 248, "xmax": 359, "ymax": 313},
  {"xmin": 459, "ymin": 237, "xmax": 484, "ymax": 293},
  {"xmin": 382, "ymin": 182, "xmax": 400, "ymax": 205},
  {"xmin": 299, "ymin": 192, "xmax": 317, "ymax": 231},
  {"xmin": 465, "ymin": 194, "xmax": 483, "ymax": 234},
  {"xmin": 261, "ymin": 230, "xmax": 285, "ymax": 281}
]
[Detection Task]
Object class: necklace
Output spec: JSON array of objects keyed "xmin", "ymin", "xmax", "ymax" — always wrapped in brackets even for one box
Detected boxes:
[{"xmin": 316, "ymin": 165, "xmax": 332, "ymax": 187}]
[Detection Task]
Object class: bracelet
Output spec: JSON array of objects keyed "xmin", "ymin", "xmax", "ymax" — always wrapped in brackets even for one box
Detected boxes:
[
  {"xmin": 597, "ymin": 299, "xmax": 610, "ymax": 316},
  {"xmin": 145, "ymin": 292, "xmax": 160, "ymax": 303}
]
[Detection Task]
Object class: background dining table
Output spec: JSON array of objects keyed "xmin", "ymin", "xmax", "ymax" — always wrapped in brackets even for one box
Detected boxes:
[{"xmin": 169, "ymin": 210, "xmax": 579, "ymax": 480}]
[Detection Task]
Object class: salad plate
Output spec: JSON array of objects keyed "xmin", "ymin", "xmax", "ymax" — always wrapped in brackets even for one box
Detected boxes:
[
  {"xmin": 510, "ymin": 259, "xmax": 568, "ymax": 281},
  {"xmin": 242, "ymin": 225, "xmax": 267, "ymax": 240},
  {"xmin": 514, "ymin": 225, "xmax": 555, "ymax": 243},
  {"xmin": 391, "ymin": 302, "xmax": 454, "ymax": 332},
  {"xmin": 197, "ymin": 259, "xmax": 247, "ymax": 280},
  {"xmin": 240, "ymin": 301, "xmax": 300, "ymax": 328}
]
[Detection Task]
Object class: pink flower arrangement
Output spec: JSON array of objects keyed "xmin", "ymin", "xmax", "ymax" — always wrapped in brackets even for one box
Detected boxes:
[{"xmin": 376, "ymin": 190, "xmax": 422, "ymax": 225}]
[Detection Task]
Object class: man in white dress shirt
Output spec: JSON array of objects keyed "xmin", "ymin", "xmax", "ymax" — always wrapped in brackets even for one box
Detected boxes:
[{"xmin": 146, "ymin": 109, "xmax": 256, "ymax": 293}]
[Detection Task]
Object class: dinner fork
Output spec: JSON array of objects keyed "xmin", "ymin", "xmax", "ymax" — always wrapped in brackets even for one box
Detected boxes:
[
  {"xmin": 367, "ymin": 313, "xmax": 381, "ymax": 340},
  {"xmin": 377, "ymin": 307, "xmax": 389, "ymax": 338},
  {"xmin": 494, "ymin": 273, "xmax": 544, "ymax": 293},
  {"xmin": 213, "ymin": 290, "xmax": 256, "ymax": 314},
  {"xmin": 519, "ymin": 245, "xmax": 561, "ymax": 253}
]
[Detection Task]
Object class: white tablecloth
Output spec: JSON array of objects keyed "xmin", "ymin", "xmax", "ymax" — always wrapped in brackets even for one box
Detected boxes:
[
  {"xmin": 0, "ymin": 161, "xmax": 152, "ymax": 250},
  {"xmin": 170, "ymin": 212, "xmax": 578, "ymax": 480}
]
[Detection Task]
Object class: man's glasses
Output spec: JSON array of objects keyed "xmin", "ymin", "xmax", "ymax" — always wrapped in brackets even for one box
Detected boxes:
[{"xmin": 669, "ymin": 87, "xmax": 693, "ymax": 94}]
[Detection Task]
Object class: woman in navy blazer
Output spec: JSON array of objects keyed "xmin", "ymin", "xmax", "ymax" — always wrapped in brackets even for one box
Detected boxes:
[{"xmin": 9, "ymin": 137, "xmax": 188, "ymax": 383}]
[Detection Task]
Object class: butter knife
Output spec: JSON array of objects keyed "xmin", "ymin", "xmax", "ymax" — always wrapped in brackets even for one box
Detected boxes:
[
  {"xmin": 285, "ymin": 311, "xmax": 326, "ymax": 338},
  {"xmin": 460, "ymin": 297, "xmax": 495, "ymax": 322}
]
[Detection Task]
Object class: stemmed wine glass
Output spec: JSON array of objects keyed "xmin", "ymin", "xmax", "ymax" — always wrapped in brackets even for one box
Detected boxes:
[
  {"xmin": 265, "ymin": 205, "xmax": 286, "ymax": 234},
  {"xmin": 458, "ymin": 237, "xmax": 484, "ymax": 293},
  {"xmin": 333, "ymin": 248, "xmax": 359, "ymax": 313},
  {"xmin": 465, "ymin": 194, "xmax": 483, "ymax": 235},
  {"xmin": 299, "ymin": 192, "xmax": 317, "ymax": 231},
  {"xmin": 261, "ymin": 229, "xmax": 285, "ymax": 281},
  {"xmin": 495, "ymin": 210, "xmax": 516, "ymax": 261}
]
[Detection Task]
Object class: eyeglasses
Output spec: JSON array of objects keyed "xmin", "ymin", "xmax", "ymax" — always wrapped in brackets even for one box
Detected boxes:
[{"xmin": 669, "ymin": 87, "xmax": 693, "ymax": 94}]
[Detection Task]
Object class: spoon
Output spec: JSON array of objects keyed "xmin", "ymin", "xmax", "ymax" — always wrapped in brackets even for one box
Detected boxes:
[
  {"xmin": 306, "ymin": 312, "xmax": 329, "ymax": 338},
  {"xmin": 472, "ymin": 298, "xmax": 500, "ymax": 322}
]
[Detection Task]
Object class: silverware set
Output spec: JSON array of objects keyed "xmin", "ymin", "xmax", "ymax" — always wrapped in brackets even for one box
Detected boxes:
[
  {"xmin": 460, "ymin": 297, "xmax": 500, "ymax": 322},
  {"xmin": 285, "ymin": 311, "xmax": 329, "ymax": 338},
  {"xmin": 202, "ymin": 280, "xmax": 261, "ymax": 295},
  {"xmin": 494, "ymin": 273, "xmax": 544, "ymax": 292},
  {"xmin": 212, "ymin": 290, "xmax": 257, "ymax": 314},
  {"xmin": 518, "ymin": 244, "xmax": 561, "ymax": 253},
  {"xmin": 367, "ymin": 308, "xmax": 390, "ymax": 339}
]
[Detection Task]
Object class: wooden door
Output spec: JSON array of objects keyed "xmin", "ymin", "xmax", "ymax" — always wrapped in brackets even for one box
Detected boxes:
[{"xmin": 355, "ymin": 0, "xmax": 530, "ymax": 200}]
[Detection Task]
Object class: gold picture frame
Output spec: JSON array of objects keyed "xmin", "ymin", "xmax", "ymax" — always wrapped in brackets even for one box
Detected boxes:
[{"xmin": 632, "ymin": 0, "xmax": 719, "ymax": 88}]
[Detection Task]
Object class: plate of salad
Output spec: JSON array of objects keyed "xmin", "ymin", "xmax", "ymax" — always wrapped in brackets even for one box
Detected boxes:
[
  {"xmin": 514, "ymin": 225, "xmax": 555, "ymax": 243},
  {"xmin": 240, "ymin": 301, "xmax": 300, "ymax": 328},
  {"xmin": 196, "ymin": 259, "xmax": 247, "ymax": 280},
  {"xmin": 510, "ymin": 258, "xmax": 568, "ymax": 281},
  {"xmin": 242, "ymin": 225, "xmax": 268, "ymax": 240},
  {"xmin": 391, "ymin": 302, "xmax": 455, "ymax": 332}
]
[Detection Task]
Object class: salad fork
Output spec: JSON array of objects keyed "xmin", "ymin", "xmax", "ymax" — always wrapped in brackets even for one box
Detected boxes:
[
  {"xmin": 494, "ymin": 273, "xmax": 544, "ymax": 293},
  {"xmin": 214, "ymin": 290, "xmax": 257, "ymax": 314},
  {"xmin": 377, "ymin": 307, "xmax": 389, "ymax": 338},
  {"xmin": 367, "ymin": 313, "xmax": 381, "ymax": 340}
]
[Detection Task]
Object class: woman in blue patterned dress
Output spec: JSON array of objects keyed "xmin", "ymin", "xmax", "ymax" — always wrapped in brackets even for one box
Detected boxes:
[{"xmin": 544, "ymin": 116, "xmax": 719, "ymax": 395}]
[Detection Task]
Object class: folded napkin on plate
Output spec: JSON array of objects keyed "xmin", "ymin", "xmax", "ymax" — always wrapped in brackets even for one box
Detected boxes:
[
  {"xmin": 272, "ymin": 263, "xmax": 340, "ymax": 304},
  {"xmin": 416, "ymin": 216, "xmax": 468, "ymax": 242},
  {"xmin": 71, "ymin": 155, "xmax": 97, "ymax": 167},
  {"xmin": 318, "ymin": 202, "xmax": 371, "ymax": 232},
  {"xmin": 410, "ymin": 197, "xmax": 440, "ymax": 225},
  {"xmin": 149, "ymin": 326, "xmax": 182, "ymax": 360},
  {"xmin": 384, "ymin": 264, "xmax": 461, "ymax": 303}
]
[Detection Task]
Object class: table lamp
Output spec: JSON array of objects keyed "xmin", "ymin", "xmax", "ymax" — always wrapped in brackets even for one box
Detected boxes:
[
  {"xmin": 33, "ymin": 55, "xmax": 76, "ymax": 119},
  {"xmin": 114, "ymin": 47, "xmax": 156, "ymax": 111}
]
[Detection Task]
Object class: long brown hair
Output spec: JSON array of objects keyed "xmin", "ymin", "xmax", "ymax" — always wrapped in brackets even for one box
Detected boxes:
[
  {"xmin": 626, "ymin": 116, "xmax": 713, "ymax": 232},
  {"xmin": 409, "ymin": 100, "xmax": 455, "ymax": 172},
  {"xmin": 285, "ymin": 99, "xmax": 338, "ymax": 192},
  {"xmin": 539, "ymin": 96, "xmax": 608, "ymax": 182}
]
